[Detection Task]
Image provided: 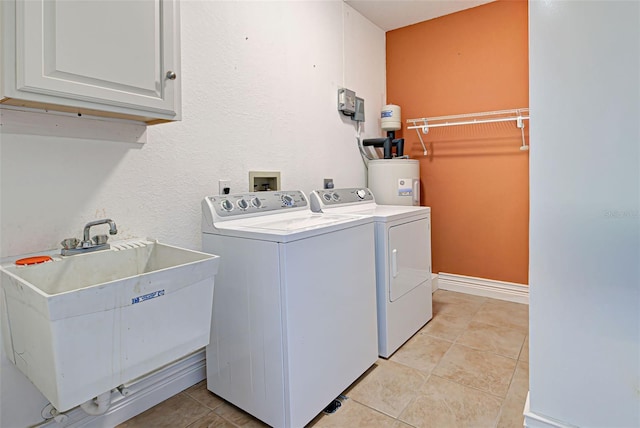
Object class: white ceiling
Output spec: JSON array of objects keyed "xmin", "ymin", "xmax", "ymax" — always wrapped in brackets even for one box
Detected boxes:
[{"xmin": 345, "ymin": 0, "xmax": 495, "ymax": 32}]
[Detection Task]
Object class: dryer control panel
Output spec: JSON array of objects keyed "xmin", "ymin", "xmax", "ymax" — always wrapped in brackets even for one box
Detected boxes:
[
  {"xmin": 310, "ymin": 188, "xmax": 375, "ymax": 212},
  {"xmin": 205, "ymin": 190, "xmax": 308, "ymax": 218}
]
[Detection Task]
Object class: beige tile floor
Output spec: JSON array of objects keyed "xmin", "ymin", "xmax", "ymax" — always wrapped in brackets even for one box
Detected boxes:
[{"xmin": 119, "ymin": 290, "xmax": 529, "ymax": 428}]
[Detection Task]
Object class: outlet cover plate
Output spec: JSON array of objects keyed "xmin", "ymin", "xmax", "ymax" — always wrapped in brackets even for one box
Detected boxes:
[{"xmin": 219, "ymin": 179, "xmax": 231, "ymax": 195}]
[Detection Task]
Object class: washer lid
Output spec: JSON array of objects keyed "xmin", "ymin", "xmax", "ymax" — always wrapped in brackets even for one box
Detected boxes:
[{"xmin": 205, "ymin": 210, "xmax": 372, "ymax": 242}]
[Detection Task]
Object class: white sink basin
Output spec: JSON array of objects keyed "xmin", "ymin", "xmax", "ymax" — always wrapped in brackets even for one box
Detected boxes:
[{"xmin": 0, "ymin": 240, "xmax": 219, "ymax": 412}]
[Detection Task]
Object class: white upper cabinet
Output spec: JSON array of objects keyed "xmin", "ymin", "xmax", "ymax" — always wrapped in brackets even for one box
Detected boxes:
[{"xmin": 1, "ymin": 0, "xmax": 181, "ymax": 124}]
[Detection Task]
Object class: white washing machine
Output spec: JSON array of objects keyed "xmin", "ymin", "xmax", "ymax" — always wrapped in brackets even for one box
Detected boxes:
[
  {"xmin": 201, "ymin": 191, "xmax": 378, "ymax": 428},
  {"xmin": 310, "ymin": 188, "xmax": 432, "ymax": 358}
]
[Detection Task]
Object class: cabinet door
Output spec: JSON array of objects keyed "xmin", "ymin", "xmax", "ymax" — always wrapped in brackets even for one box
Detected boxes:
[{"xmin": 14, "ymin": 0, "xmax": 179, "ymax": 119}]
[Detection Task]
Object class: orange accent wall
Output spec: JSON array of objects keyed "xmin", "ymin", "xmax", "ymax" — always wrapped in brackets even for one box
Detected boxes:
[{"xmin": 386, "ymin": 0, "xmax": 529, "ymax": 284}]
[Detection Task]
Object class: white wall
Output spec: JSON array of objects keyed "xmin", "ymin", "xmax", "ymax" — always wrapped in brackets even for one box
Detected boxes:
[
  {"xmin": 0, "ymin": 2, "xmax": 386, "ymax": 426},
  {"xmin": 529, "ymin": 1, "xmax": 639, "ymax": 426}
]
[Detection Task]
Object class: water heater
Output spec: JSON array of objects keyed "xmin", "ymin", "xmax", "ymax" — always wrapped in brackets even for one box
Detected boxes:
[{"xmin": 368, "ymin": 159, "xmax": 420, "ymax": 206}]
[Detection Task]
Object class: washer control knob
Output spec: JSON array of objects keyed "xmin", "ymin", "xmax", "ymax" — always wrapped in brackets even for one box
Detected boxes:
[
  {"xmin": 332, "ymin": 193, "xmax": 341, "ymax": 201},
  {"xmin": 251, "ymin": 197, "xmax": 262, "ymax": 208},
  {"xmin": 281, "ymin": 194, "xmax": 295, "ymax": 207},
  {"xmin": 237, "ymin": 199, "xmax": 249, "ymax": 210},
  {"xmin": 356, "ymin": 189, "xmax": 367, "ymax": 199},
  {"xmin": 220, "ymin": 199, "xmax": 234, "ymax": 212},
  {"xmin": 323, "ymin": 193, "xmax": 332, "ymax": 202}
]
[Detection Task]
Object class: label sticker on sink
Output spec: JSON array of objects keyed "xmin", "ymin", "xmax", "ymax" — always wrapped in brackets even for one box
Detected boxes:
[{"xmin": 132, "ymin": 289, "xmax": 165, "ymax": 305}]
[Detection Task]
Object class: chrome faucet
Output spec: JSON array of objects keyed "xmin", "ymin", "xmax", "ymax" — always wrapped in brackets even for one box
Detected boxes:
[
  {"xmin": 82, "ymin": 219, "xmax": 118, "ymax": 248},
  {"xmin": 61, "ymin": 219, "xmax": 118, "ymax": 256}
]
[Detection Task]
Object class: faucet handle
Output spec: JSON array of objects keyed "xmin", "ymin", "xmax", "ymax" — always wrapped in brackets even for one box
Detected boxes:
[
  {"xmin": 61, "ymin": 238, "xmax": 79, "ymax": 250},
  {"xmin": 92, "ymin": 235, "xmax": 109, "ymax": 245}
]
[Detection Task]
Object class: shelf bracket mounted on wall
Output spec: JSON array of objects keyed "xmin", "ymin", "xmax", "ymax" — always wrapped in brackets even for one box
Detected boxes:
[{"xmin": 406, "ymin": 108, "xmax": 530, "ymax": 153}]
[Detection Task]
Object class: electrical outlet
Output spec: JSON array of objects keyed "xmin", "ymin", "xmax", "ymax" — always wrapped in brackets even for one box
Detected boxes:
[
  {"xmin": 218, "ymin": 179, "xmax": 231, "ymax": 195},
  {"xmin": 324, "ymin": 178, "xmax": 334, "ymax": 189}
]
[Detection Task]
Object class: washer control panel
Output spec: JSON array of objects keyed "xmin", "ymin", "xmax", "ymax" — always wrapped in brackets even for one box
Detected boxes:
[
  {"xmin": 207, "ymin": 190, "xmax": 308, "ymax": 218},
  {"xmin": 314, "ymin": 188, "xmax": 374, "ymax": 207}
]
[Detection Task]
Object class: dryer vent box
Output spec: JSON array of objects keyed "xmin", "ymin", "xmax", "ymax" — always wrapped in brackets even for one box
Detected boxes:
[{"xmin": 250, "ymin": 171, "xmax": 281, "ymax": 192}]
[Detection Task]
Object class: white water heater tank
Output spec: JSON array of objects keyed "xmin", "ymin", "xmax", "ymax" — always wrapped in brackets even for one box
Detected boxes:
[
  {"xmin": 381, "ymin": 105, "xmax": 401, "ymax": 131},
  {"xmin": 368, "ymin": 159, "xmax": 420, "ymax": 206}
]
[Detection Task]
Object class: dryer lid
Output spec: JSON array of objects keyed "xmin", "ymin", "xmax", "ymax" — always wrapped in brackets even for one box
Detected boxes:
[{"xmin": 310, "ymin": 188, "xmax": 430, "ymax": 222}]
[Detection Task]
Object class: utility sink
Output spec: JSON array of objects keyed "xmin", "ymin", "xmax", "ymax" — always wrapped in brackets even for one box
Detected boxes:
[{"xmin": 0, "ymin": 240, "xmax": 219, "ymax": 412}]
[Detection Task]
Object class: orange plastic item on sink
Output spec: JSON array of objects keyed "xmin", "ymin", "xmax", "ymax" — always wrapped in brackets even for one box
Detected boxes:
[{"xmin": 15, "ymin": 256, "xmax": 53, "ymax": 266}]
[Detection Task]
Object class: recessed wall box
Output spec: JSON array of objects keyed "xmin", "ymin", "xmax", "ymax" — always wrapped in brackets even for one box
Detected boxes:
[
  {"xmin": 338, "ymin": 88, "xmax": 356, "ymax": 116},
  {"xmin": 249, "ymin": 171, "xmax": 281, "ymax": 192}
]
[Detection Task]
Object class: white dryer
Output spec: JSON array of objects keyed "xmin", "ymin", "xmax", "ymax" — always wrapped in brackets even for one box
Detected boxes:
[
  {"xmin": 201, "ymin": 191, "xmax": 378, "ymax": 428},
  {"xmin": 310, "ymin": 188, "xmax": 432, "ymax": 358}
]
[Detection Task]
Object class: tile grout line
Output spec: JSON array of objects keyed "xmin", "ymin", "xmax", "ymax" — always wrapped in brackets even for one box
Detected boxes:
[
  {"xmin": 392, "ymin": 367, "xmax": 432, "ymax": 426},
  {"xmin": 384, "ymin": 309, "xmax": 460, "ymax": 424},
  {"xmin": 440, "ymin": 322, "xmax": 527, "ymax": 360},
  {"xmin": 442, "ymin": 296, "xmax": 513, "ymax": 427},
  {"xmin": 181, "ymin": 387, "xmax": 245, "ymax": 428},
  {"xmin": 183, "ymin": 388, "xmax": 259, "ymax": 428}
]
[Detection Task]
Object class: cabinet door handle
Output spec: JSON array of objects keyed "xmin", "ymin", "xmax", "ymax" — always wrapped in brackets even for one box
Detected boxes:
[{"xmin": 166, "ymin": 71, "xmax": 177, "ymax": 80}]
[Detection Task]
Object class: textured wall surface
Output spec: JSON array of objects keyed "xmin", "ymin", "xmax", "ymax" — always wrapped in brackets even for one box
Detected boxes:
[
  {"xmin": 0, "ymin": 2, "xmax": 385, "ymax": 426},
  {"xmin": 386, "ymin": 0, "xmax": 529, "ymax": 284},
  {"xmin": 529, "ymin": 0, "xmax": 639, "ymax": 426}
]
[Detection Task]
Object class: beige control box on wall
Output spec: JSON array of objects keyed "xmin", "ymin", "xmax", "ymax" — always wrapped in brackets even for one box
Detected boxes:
[{"xmin": 249, "ymin": 171, "xmax": 281, "ymax": 192}]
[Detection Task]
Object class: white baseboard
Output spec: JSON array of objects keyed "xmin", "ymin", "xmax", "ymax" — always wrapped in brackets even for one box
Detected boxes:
[
  {"xmin": 437, "ymin": 272, "xmax": 529, "ymax": 304},
  {"xmin": 431, "ymin": 273, "xmax": 439, "ymax": 293},
  {"xmin": 524, "ymin": 392, "xmax": 577, "ymax": 428},
  {"xmin": 41, "ymin": 350, "xmax": 206, "ymax": 428}
]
